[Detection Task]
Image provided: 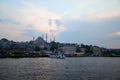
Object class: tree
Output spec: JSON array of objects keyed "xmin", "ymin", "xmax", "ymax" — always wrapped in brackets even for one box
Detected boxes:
[
  {"xmin": 81, "ymin": 43, "xmax": 85, "ymax": 48},
  {"xmin": 50, "ymin": 41, "xmax": 58, "ymax": 52},
  {"xmin": 34, "ymin": 46, "xmax": 42, "ymax": 51},
  {"xmin": 86, "ymin": 49, "xmax": 93, "ymax": 53},
  {"xmin": 76, "ymin": 45, "xmax": 80, "ymax": 52},
  {"xmin": 43, "ymin": 47, "xmax": 47, "ymax": 50}
]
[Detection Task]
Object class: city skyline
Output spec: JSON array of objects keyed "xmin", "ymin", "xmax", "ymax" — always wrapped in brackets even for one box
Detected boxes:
[{"xmin": 0, "ymin": 0, "xmax": 120, "ymax": 48}]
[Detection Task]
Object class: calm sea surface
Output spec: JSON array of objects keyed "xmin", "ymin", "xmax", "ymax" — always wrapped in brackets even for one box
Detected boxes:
[{"xmin": 0, "ymin": 57, "xmax": 120, "ymax": 80}]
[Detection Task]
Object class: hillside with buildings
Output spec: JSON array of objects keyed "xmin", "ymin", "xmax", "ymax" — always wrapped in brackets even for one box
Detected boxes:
[{"xmin": 0, "ymin": 37, "xmax": 120, "ymax": 58}]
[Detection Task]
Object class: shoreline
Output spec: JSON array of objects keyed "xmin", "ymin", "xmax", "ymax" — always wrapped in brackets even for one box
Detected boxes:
[{"xmin": 0, "ymin": 56, "xmax": 120, "ymax": 58}]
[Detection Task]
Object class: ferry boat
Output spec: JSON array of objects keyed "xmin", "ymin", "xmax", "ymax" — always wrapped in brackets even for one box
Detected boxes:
[{"xmin": 49, "ymin": 52, "xmax": 66, "ymax": 59}]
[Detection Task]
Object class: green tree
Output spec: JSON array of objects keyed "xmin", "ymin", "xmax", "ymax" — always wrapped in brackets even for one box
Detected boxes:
[
  {"xmin": 76, "ymin": 45, "xmax": 80, "ymax": 52},
  {"xmin": 34, "ymin": 46, "xmax": 42, "ymax": 51},
  {"xmin": 50, "ymin": 41, "xmax": 58, "ymax": 51},
  {"xmin": 81, "ymin": 43, "xmax": 85, "ymax": 48},
  {"xmin": 43, "ymin": 47, "xmax": 47, "ymax": 50}
]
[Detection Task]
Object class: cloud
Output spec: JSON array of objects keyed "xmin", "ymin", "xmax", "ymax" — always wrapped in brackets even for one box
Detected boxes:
[
  {"xmin": 0, "ymin": 18, "xmax": 20, "ymax": 25},
  {"xmin": 58, "ymin": 16, "xmax": 120, "ymax": 48},
  {"xmin": 61, "ymin": 0, "xmax": 120, "ymax": 22},
  {"xmin": 18, "ymin": 1, "xmax": 66, "ymax": 35},
  {"xmin": 0, "ymin": 0, "xmax": 120, "ymax": 48},
  {"xmin": 22, "ymin": 29, "xmax": 42, "ymax": 37},
  {"xmin": 116, "ymin": 32, "xmax": 120, "ymax": 35},
  {"xmin": 93, "ymin": 12, "xmax": 120, "ymax": 21},
  {"xmin": 54, "ymin": 19, "xmax": 62, "ymax": 26},
  {"xmin": 113, "ymin": 32, "xmax": 120, "ymax": 36},
  {"xmin": 63, "ymin": 11, "xmax": 120, "ymax": 23},
  {"xmin": 48, "ymin": 19, "xmax": 52, "ymax": 26},
  {"xmin": 0, "ymin": 0, "xmax": 66, "ymax": 41}
]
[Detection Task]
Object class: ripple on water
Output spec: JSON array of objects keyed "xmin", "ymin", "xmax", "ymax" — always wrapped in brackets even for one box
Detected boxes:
[{"xmin": 0, "ymin": 57, "xmax": 120, "ymax": 80}]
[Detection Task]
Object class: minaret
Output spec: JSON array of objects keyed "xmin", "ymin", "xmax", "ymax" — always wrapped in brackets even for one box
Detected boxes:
[
  {"xmin": 33, "ymin": 36, "xmax": 35, "ymax": 41},
  {"xmin": 54, "ymin": 36, "xmax": 55, "ymax": 42},
  {"xmin": 42, "ymin": 34, "xmax": 44, "ymax": 40},
  {"xmin": 33, "ymin": 37, "xmax": 35, "ymax": 51},
  {"xmin": 46, "ymin": 33, "xmax": 48, "ymax": 42},
  {"xmin": 50, "ymin": 37, "xmax": 51, "ymax": 42}
]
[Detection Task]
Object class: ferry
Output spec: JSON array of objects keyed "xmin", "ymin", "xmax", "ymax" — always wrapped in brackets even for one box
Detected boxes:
[{"xmin": 49, "ymin": 52, "xmax": 66, "ymax": 59}]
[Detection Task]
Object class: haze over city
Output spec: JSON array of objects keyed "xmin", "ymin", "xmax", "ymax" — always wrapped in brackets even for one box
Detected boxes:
[{"xmin": 0, "ymin": 0, "xmax": 120, "ymax": 49}]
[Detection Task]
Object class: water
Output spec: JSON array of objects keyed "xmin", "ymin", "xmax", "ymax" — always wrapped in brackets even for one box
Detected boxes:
[{"xmin": 0, "ymin": 57, "xmax": 120, "ymax": 80}]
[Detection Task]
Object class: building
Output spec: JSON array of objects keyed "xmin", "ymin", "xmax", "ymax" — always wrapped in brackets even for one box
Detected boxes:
[
  {"xmin": 61, "ymin": 44, "xmax": 77, "ymax": 54},
  {"xmin": 34, "ymin": 37, "xmax": 47, "ymax": 49},
  {"xmin": 92, "ymin": 46, "xmax": 103, "ymax": 56}
]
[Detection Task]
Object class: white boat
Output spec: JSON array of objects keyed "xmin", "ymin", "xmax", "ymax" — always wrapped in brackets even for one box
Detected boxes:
[{"xmin": 49, "ymin": 52, "xmax": 65, "ymax": 59}]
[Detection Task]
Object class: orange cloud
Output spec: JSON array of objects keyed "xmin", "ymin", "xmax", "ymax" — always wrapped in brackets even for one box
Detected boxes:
[{"xmin": 115, "ymin": 32, "xmax": 120, "ymax": 36}]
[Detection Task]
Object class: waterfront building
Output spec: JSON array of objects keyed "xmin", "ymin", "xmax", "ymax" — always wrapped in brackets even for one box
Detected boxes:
[
  {"xmin": 62, "ymin": 44, "xmax": 77, "ymax": 54},
  {"xmin": 92, "ymin": 46, "xmax": 103, "ymax": 56}
]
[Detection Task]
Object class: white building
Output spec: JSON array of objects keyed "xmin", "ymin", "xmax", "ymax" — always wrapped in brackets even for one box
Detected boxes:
[
  {"xmin": 62, "ymin": 45, "xmax": 76, "ymax": 54},
  {"xmin": 92, "ymin": 46, "xmax": 103, "ymax": 56}
]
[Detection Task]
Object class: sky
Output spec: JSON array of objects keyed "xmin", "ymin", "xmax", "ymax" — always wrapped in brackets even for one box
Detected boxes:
[{"xmin": 0, "ymin": 0, "xmax": 120, "ymax": 48}]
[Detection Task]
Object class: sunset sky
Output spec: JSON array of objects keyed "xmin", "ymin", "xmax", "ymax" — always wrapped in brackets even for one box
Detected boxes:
[{"xmin": 0, "ymin": 0, "xmax": 120, "ymax": 48}]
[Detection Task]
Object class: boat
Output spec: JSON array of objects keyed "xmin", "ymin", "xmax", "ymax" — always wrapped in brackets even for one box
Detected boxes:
[{"xmin": 49, "ymin": 52, "xmax": 66, "ymax": 59}]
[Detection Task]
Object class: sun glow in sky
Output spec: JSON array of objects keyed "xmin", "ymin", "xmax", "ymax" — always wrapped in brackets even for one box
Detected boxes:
[{"xmin": 0, "ymin": 0, "xmax": 120, "ymax": 48}]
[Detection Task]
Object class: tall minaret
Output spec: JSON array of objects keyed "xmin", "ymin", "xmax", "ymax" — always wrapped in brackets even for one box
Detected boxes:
[
  {"xmin": 54, "ymin": 36, "xmax": 55, "ymax": 42},
  {"xmin": 33, "ymin": 36, "xmax": 35, "ymax": 50},
  {"xmin": 46, "ymin": 33, "xmax": 48, "ymax": 42},
  {"xmin": 33, "ymin": 36, "xmax": 35, "ymax": 41},
  {"xmin": 50, "ymin": 37, "xmax": 51, "ymax": 42},
  {"xmin": 42, "ymin": 34, "xmax": 44, "ymax": 40}
]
